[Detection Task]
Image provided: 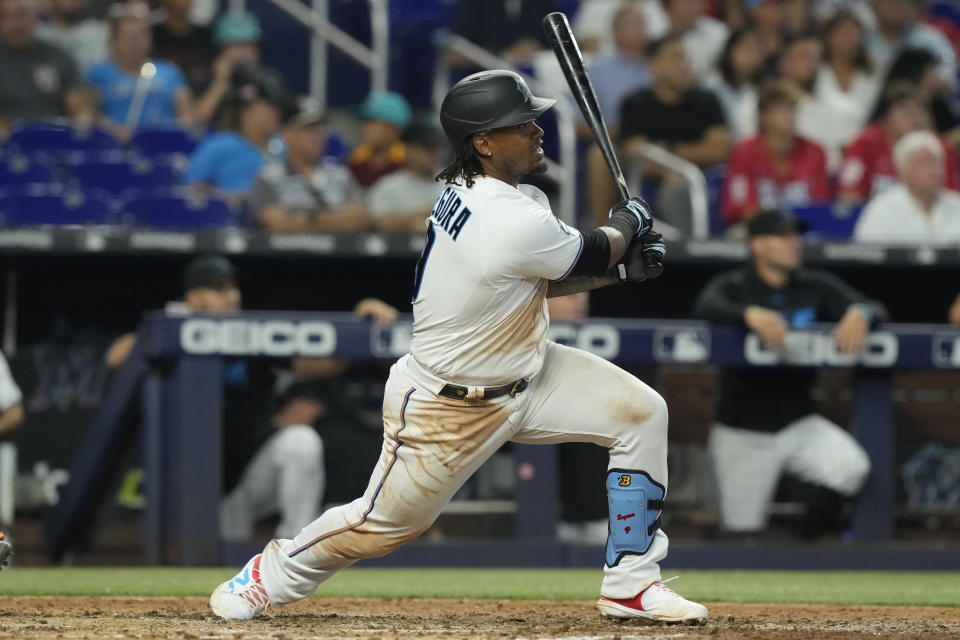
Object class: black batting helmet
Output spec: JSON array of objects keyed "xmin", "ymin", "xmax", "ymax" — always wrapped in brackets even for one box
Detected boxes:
[{"xmin": 439, "ymin": 70, "xmax": 556, "ymax": 148}]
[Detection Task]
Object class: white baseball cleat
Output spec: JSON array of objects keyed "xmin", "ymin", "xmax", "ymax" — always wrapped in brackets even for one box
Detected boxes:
[
  {"xmin": 210, "ymin": 554, "xmax": 271, "ymax": 620},
  {"xmin": 597, "ymin": 580, "xmax": 708, "ymax": 623}
]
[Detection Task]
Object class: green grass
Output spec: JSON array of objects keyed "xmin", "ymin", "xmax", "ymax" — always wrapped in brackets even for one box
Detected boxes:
[{"xmin": 0, "ymin": 568, "xmax": 958, "ymax": 607}]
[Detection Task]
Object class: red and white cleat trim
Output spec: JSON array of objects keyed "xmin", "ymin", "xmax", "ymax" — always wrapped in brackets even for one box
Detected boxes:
[
  {"xmin": 597, "ymin": 581, "xmax": 708, "ymax": 623},
  {"xmin": 210, "ymin": 554, "xmax": 272, "ymax": 621}
]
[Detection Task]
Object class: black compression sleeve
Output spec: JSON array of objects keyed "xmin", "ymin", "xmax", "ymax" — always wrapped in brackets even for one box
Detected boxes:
[
  {"xmin": 561, "ymin": 228, "xmax": 611, "ymax": 279},
  {"xmin": 605, "ymin": 208, "xmax": 641, "ymax": 242}
]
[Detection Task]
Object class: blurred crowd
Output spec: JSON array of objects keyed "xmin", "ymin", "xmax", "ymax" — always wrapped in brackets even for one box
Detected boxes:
[{"xmin": 0, "ymin": 0, "xmax": 958, "ymax": 243}]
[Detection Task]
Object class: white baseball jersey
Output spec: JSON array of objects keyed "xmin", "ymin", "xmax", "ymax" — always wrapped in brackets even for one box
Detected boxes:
[
  {"xmin": 255, "ymin": 175, "xmax": 674, "ymax": 609},
  {"xmin": 409, "ymin": 176, "xmax": 584, "ymax": 386},
  {"xmin": 0, "ymin": 352, "xmax": 21, "ymax": 412}
]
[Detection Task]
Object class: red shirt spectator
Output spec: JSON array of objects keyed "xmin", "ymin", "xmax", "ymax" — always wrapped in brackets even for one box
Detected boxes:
[
  {"xmin": 838, "ymin": 83, "xmax": 960, "ymax": 202},
  {"xmin": 838, "ymin": 123, "xmax": 960, "ymax": 200},
  {"xmin": 724, "ymin": 135, "xmax": 830, "ymax": 223},
  {"xmin": 723, "ymin": 80, "xmax": 831, "ymax": 224}
]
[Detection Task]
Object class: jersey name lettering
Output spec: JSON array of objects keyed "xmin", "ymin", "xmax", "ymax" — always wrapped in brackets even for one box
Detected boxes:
[{"xmin": 431, "ymin": 187, "xmax": 472, "ymax": 241}]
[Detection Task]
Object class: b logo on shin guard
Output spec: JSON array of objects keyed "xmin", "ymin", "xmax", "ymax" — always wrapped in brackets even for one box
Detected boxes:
[{"xmin": 605, "ymin": 469, "xmax": 665, "ymax": 568}]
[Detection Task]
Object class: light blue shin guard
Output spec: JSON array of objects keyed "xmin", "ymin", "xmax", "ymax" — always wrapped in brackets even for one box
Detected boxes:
[{"xmin": 605, "ymin": 469, "xmax": 665, "ymax": 567}]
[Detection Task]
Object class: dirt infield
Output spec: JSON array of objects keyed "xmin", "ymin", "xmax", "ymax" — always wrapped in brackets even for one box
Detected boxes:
[{"xmin": 1, "ymin": 597, "xmax": 958, "ymax": 640}]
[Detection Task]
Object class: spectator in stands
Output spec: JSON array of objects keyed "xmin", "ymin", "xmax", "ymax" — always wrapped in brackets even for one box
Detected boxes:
[
  {"xmin": 723, "ymin": 81, "xmax": 831, "ymax": 228},
  {"xmin": 151, "ymin": 0, "xmax": 214, "ymax": 95},
  {"xmin": 0, "ymin": 0, "xmax": 87, "ymax": 134},
  {"xmin": 366, "ymin": 121, "xmax": 446, "ymax": 233},
  {"xmin": 693, "ymin": 209, "xmax": 886, "ymax": 537},
  {"xmin": 87, "ymin": 3, "xmax": 197, "ymax": 140},
  {"xmin": 186, "ymin": 81, "xmax": 282, "ymax": 196},
  {"xmin": 662, "ymin": 0, "xmax": 729, "ymax": 82},
  {"xmin": 347, "ymin": 91, "xmax": 412, "ymax": 189},
  {"xmin": 35, "ymin": 0, "xmax": 108, "ymax": 74},
  {"xmin": 251, "ymin": 99, "xmax": 367, "ymax": 232},
  {"xmin": 778, "ymin": 33, "xmax": 833, "ymax": 164},
  {"xmin": 838, "ymin": 82, "xmax": 960, "ymax": 204},
  {"xmin": 586, "ymin": 2, "xmax": 652, "ymax": 133},
  {"xmin": 811, "ymin": 10, "xmax": 881, "ymax": 167},
  {"xmin": 0, "ymin": 350, "xmax": 23, "ymax": 438},
  {"xmin": 448, "ymin": 0, "xmax": 558, "ymax": 64},
  {"xmin": 704, "ymin": 28, "xmax": 764, "ymax": 142},
  {"xmin": 208, "ymin": 10, "xmax": 288, "ymax": 125},
  {"xmin": 868, "ymin": 0, "xmax": 956, "ymax": 89},
  {"xmin": 616, "ymin": 34, "xmax": 729, "ymax": 231},
  {"xmin": 573, "ymin": 0, "xmax": 669, "ymax": 53},
  {"xmin": 854, "ymin": 130, "xmax": 960, "ymax": 244},
  {"xmin": 880, "ymin": 47, "xmax": 960, "ymax": 149},
  {"xmin": 749, "ymin": 0, "xmax": 791, "ymax": 75}
]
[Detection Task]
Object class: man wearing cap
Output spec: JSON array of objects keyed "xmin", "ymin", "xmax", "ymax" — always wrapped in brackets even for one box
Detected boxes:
[
  {"xmin": 0, "ymin": 0, "xmax": 89, "ymax": 135},
  {"xmin": 347, "ymin": 90, "xmax": 412, "ymax": 188},
  {"xmin": 185, "ymin": 81, "xmax": 282, "ymax": 196},
  {"xmin": 107, "ymin": 255, "xmax": 398, "ymax": 542},
  {"xmin": 251, "ymin": 99, "xmax": 367, "ymax": 232},
  {"xmin": 211, "ymin": 69, "xmax": 707, "ymax": 624},
  {"xmin": 693, "ymin": 210, "xmax": 887, "ymax": 537},
  {"xmin": 366, "ymin": 121, "xmax": 446, "ymax": 233}
]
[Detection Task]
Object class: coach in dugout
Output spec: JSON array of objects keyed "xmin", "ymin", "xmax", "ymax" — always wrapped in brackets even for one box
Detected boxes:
[
  {"xmin": 106, "ymin": 255, "xmax": 397, "ymax": 542},
  {"xmin": 693, "ymin": 209, "xmax": 888, "ymax": 538}
]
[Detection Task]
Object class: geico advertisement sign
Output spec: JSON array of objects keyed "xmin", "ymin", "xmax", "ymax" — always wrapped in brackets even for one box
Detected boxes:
[
  {"xmin": 744, "ymin": 331, "xmax": 898, "ymax": 366},
  {"xmin": 548, "ymin": 323, "xmax": 620, "ymax": 359},
  {"xmin": 180, "ymin": 319, "xmax": 337, "ymax": 356}
]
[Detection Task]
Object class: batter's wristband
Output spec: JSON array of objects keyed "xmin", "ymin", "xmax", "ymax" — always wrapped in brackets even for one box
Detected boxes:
[{"xmin": 605, "ymin": 209, "xmax": 642, "ymax": 242}]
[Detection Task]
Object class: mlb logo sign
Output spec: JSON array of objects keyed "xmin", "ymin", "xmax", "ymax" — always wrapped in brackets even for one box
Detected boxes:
[
  {"xmin": 653, "ymin": 328, "xmax": 710, "ymax": 364},
  {"xmin": 933, "ymin": 334, "xmax": 960, "ymax": 368}
]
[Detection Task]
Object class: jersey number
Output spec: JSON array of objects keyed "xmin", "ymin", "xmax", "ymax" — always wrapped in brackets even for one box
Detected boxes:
[{"xmin": 411, "ymin": 224, "xmax": 436, "ymax": 302}]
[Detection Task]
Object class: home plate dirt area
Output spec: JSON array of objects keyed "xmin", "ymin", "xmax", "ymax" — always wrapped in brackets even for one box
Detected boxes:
[{"xmin": 1, "ymin": 597, "xmax": 958, "ymax": 640}]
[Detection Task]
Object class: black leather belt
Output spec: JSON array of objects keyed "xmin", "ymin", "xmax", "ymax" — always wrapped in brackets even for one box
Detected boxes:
[{"xmin": 439, "ymin": 378, "xmax": 529, "ymax": 401}]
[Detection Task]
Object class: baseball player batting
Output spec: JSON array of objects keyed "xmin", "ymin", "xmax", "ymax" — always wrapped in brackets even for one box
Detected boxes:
[{"xmin": 210, "ymin": 70, "xmax": 707, "ymax": 624}]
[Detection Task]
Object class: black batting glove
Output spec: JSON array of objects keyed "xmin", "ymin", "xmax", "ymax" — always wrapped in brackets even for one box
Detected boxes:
[
  {"xmin": 607, "ymin": 196, "xmax": 653, "ymax": 239},
  {"xmin": 617, "ymin": 231, "xmax": 665, "ymax": 283}
]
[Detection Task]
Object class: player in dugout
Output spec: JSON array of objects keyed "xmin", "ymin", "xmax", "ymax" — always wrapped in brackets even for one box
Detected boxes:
[
  {"xmin": 693, "ymin": 209, "xmax": 889, "ymax": 538},
  {"xmin": 210, "ymin": 70, "xmax": 708, "ymax": 624},
  {"xmin": 106, "ymin": 255, "xmax": 398, "ymax": 543}
]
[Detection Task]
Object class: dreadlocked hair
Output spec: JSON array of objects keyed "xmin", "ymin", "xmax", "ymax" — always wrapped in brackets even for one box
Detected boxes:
[{"xmin": 436, "ymin": 135, "xmax": 486, "ymax": 188}]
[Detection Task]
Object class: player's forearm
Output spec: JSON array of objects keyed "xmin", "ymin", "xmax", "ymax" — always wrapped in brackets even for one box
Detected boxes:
[
  {"xmin": 600, "ymin": 226, "xmax": 627, "ymax": 266},
  {"xmin": 547, "ymin": 270, "xmax": 619, "ymax": 298},
  {"xmin": 0, "ymin": 405, "xmax": 24, "ymax": 436}
]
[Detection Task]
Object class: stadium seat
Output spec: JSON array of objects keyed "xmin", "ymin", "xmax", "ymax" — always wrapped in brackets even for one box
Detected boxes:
[
  {"xmin": 64, "ymin": 151, "xmax": 182, "ymax": 195},
  {"xmin": 0, "ymin": 152, "xmax": 55, "ymax": 185},
  {"xmin": 323, "ymin": 132, "xmax": 350, "ymax": 165},
  {"xmin": 9, "ymin": 122, "xmax": 117, "ymax": 155},
  {"xmin": 704, "ymin": 166, "xmax": 727, "ymax": 237},
  {"xmin": 790, "ymin": 203, "xmax": 863, "ymax": 239},
  {"xmin": 131, "ymin": 126, "xmax": 206, "ymax": 157},
  {"xmin": 118, "ymin": 188, "xmax": 238, "ymax": 229},
  {"xmin": 0, "ymin": 184, "xmax": 114, "ymax": 227}
]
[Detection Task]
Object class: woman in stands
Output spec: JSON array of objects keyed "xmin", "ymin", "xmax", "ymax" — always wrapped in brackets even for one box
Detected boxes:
[
  {"xmin": 85, "ymin": 2, "xmax": 226, "ymax": 142},
  {"xmin": 704, "ymin": 28, "xmax": 765, "ymax": 143},
  {"xmin": 808, "ymin": 10, "xmax": 880, "ymax": 169}
]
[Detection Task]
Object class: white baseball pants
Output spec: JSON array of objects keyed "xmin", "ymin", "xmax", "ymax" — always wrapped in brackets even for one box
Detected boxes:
[
  {"xmin": 258, "ymin": 341, "xmax": 671, "ymax": 605},
  {"xmin": 220, "ymin": 425, "xmax": 326, "ymax": 541},
  {"xmin": 708, "ymin": 415, "xmax": 871, "ymax": 532}
]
